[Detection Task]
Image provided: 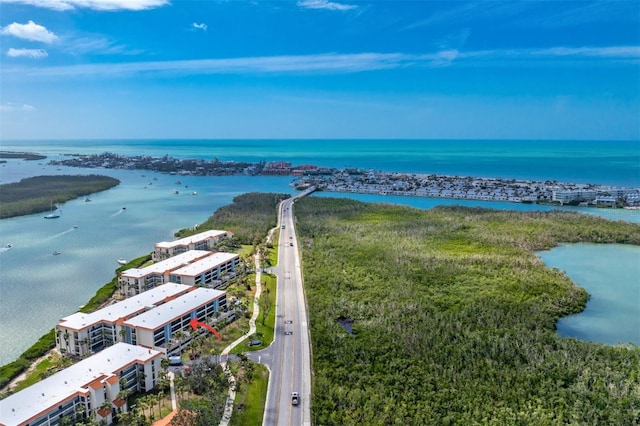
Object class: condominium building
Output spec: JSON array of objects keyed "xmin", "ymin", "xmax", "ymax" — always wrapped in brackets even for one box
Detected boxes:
[
  {"xmin": 168, "ymin": 252, "xmax": 240, "ymax": 287},
  {"xmin": 0, "ymin": 343, "xmax": 162, "ymax": 426},
  {"xmin": 122, "ymin": 288, "xmax": 227, "ymax": 351},
  {"xmin": 119, "ymin": 250, "xmax": 211, "ymax": 296},
  {"xmin": 55, "ymin": 284, "xmax": 192, "ymax": 358},
  {"xmin": 153, "ymin": 230, "xmax": 233, "ymax": 261}
]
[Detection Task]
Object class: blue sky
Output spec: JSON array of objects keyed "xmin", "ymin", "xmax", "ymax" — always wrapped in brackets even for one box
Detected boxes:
[{"xmin": 0, "ymin": 0, "xmax": 638, "ymax": 140}]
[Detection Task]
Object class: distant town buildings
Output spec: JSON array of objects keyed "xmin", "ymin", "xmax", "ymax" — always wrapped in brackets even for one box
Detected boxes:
[{"xmin": 50, "ymin": 152, "xmax": 640, "ymax": 207}]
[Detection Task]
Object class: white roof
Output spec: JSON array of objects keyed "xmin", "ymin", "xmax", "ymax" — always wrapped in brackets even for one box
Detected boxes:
[
  {"xmin": 155, "ymin": 230, "xmax": 230, "ymax": 249},
  {"xmin": 123, "ymin": 288, "xmax": 226, "ymax": 330},
  {"xmin": 171, "ymin": 252, "xmax": 239, "ymax": 277},
  {"xmin": 0, "ymin": 343, "xmax": 161, "ymax": 426},
  {"xmin": 58, "ymin": 284, "xmax": 191, "ymax": 331},
  {"xmin": 121, "ymin": 250, "xmax": 212, "ymax": 279}
]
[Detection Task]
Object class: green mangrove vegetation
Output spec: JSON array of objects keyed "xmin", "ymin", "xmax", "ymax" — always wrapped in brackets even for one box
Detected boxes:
[
  {"xmin": 175, "ymin": 192, "xmax": 290, "ymax": 245},
  {"xmin": 0, "ymin": 151, "xmax": 46, "ymax": 161},
  {"xmin": 0, "ymin": 175, "xmax": 120, "ymax": 218},
  {"xmin": 295, "ymin": 198, "xmax": 640, "ymax": 425}
]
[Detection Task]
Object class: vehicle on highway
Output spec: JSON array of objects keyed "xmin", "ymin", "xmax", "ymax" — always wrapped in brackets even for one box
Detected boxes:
[{"xmin": 291, "ymin": 392, "xmax": 299, "ymax": 405}]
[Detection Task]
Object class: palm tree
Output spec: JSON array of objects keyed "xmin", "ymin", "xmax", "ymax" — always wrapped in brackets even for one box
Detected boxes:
[
  {"xmin": 119, "ymin": 327, "xmax": 127, "ymax": 343},
  {"xmin": 80, "ymin": 337, "xmax": 90, "ymax": 354},
  {"xmin": 63, "ymin": 330, "xmax": 70, "ymax": 353},
  {"xmin": 156, "ymin": 390, "xmax": 164, "ymax": 414}
]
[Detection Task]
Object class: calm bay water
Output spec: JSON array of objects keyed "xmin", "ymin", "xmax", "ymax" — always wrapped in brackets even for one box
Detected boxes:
[
  {"xmin": 1, "ymin": 139, "xmax": 639, "ymax": 364},
  {"xmin": 538, "ymin": 244, "xmax": 640, "ymax": 346}
]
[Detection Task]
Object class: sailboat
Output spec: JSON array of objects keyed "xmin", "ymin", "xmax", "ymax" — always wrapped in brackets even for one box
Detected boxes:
[{"xmin": 44, "ymin": 201, "xmax": 60, "ymax": 219}]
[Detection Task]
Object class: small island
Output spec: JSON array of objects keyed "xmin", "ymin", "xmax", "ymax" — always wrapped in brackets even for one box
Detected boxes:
[
  {"xmin": 0, "ymin": 175, "xmax": 120, "ymax": 219},
  {"xmin": 0, "ymin": 151, "xmax": 47, "ymax": 161}
]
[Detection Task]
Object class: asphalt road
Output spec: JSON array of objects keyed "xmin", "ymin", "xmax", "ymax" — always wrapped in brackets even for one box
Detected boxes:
[{"xmin": 248, "ymin": 189, "xmax": 313, "ymax": 426}]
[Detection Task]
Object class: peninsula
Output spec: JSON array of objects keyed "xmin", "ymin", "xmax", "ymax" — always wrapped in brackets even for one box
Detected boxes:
[{"xmin": 49, "ymin": 152, "xmax": 640, "ymax": 208}]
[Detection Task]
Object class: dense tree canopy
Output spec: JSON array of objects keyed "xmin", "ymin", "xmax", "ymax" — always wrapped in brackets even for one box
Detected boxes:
[
  {"xmin": 175, "ymin": 192, "xmax": 289, "ymax": 245},
  {"xmin": 0, "ymin": 174, "xmax": 119, "ymax": 218},
  {"xmin": 295, "ymin": 199, "xmax": 640, "ymax": 425}
]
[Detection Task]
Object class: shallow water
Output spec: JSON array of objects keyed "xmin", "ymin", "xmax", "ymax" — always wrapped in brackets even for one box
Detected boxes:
[{"xmin": 538, "ymin": 244, "xmax": 640, "ymax": 346}]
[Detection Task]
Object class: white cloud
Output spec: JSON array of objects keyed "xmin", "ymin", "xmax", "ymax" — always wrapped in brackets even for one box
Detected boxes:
[
  {"xmin": 536, "ymin": 46, "xmax": 640, "ymax": 58},
  {"xmin": 297, "ymin": 0, "xmax": 357, "ymax": 11},
  {"xmin": 5, "ymin": 45, "xmax": 638, "ymax": 77},
  {"xmin": 0, "ymin": 0, "xmax": 169, "ymax": 11},
  {"xmin": 0, "ymin": 103, "xmax": 37, "ymax": 111},
  {"xmin": 65, "ymin": 36, "xmax": 143, "ymax": 56},
  {"xmin": 7, "ymin": 47, "xmax": 48, "ymax": 58},
  {"xmin": 193, "ymin": 22, "xmax": 207, "ymax": 31},
  {"xmin": 1, "ymin": 20, "xmax": 58, "ymax": 43}
]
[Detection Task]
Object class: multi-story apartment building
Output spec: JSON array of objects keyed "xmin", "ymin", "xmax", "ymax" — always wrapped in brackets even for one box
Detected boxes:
[
  {"xmin": 119, "ymin": 250, "xmax": 239, "ymax": 296},
  {"xmin": 168, "ymin": 252, "xmax": 240, "ymax": 287},
  {"xmin": 122, "ymin": 287, "xmax": 227, "ymax": 351},
  {"xmin": 0, "ymin": 343, "xmax": 162, "ymax": 426},
  {"xmin": 55, "ymin": 284, "xmax": 226, "ymax": 358},
  {"xmin": 55, "ymin": 284, "xmax": 191, "ymax": 358},
  {"xmin": 152, "ymin": 229, "xmax": 233, "ymax": 261}
]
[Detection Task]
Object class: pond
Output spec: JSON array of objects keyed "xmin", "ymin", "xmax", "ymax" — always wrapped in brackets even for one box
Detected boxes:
[{"xmin": 537, "ymin": 243, "xmax": 640, "ymax": 346}]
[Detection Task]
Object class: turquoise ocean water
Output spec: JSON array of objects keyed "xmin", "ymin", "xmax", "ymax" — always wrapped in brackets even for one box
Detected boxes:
[{"xmin": 0, "ymin": 139, "xmax": 638, "ymax": 364}]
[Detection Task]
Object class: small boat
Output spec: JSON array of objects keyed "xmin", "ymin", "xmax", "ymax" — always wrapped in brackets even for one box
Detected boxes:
[
  {"xmin": 53, "ymin": 251, "xmax": 61, "ymax": 256},
  {"xmin": 122, "ymin": 207, "xmax": 127, "ymax": 210},
  {"xmin": 117, "ymin": 258, "xmax": 127, "ymax": 265},
  {"xmin": 5, "ymin": 243, "xmax": 13, "ymax": 249},
  {"xmin": 173, "ymin": 189, "xmax": 179, "ymax": 194},
  {"xmin": 84, "ymin": 197, "xmax": 91, "ymax": 202},
  {"xmin": 73, "ymin": 225, "xmax": 78, "ymax": 229},
  {"xmin": 44, "ymin": 201, "xmax": 60, "ymax": 219},
  {"xmin": 191, "ymin": 191, "xmax": 198, "ymax": 195}
]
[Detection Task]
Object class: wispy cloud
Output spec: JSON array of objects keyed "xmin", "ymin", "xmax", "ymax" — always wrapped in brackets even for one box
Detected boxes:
[
  {"xmin": 19, "ymin": 53, "xmax": 412, "ymax": 77},
  {"xmin": 64, "ymin": 36, "xmax": 143, "ymax": 56},
  {"xmin": 7, "ymin": 47, "xmax": 48, "ymax": 58},
  {"xmin": 514, "ymin": 0, "xmax": 639, "ymax": 28},
  {"xmin": 193, "ymin": 22, "xmax": 207, "ymax": 31},
  {"xmin": 1, "ymin": 21, "xmax": 58, "ymax": 43},
  {"xmin": 297, "ymin": 0, "xmax": 357, "ymax": 11},
  {"xmin": 0, "ymin": 102, "xmax": 36, "ymax": 111},
  {"xmin": 404, "ymin": 1, "xmax": 526, "ymax": 30},
  {"xmin": 533, "ymin": 46, "xmax": 640, "ymax": 58},
  {"xmin": 0, "ymin": 0, "xmax": 169, "ymax": 11},
  {"xmin": 5, "ymin": 46, "xmax": 638, "ymax": 77}
]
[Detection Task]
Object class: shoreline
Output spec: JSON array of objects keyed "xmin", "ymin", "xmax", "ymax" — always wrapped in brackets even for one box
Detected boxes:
[{"xmin": 40, "ymin": 151, "xmax": 640, "ymax": 208}]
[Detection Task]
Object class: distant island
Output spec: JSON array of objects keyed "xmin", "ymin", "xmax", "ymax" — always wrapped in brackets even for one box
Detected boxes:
[
  {"xmin": 0, "ymin": 175, "xmax": 120, "ymax": 219},
  {"xmin": 0, "ymin": 151, "xmax": 47, "ymax": 161},
  {"xmin": 48, "ymin": 151, "xmax": 640, "ymax": 208}
]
